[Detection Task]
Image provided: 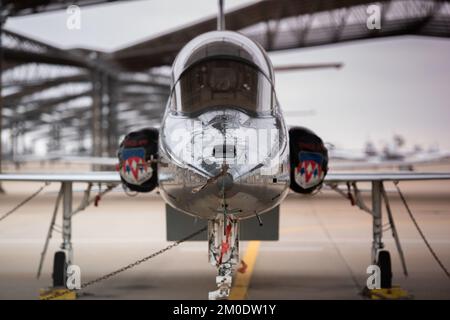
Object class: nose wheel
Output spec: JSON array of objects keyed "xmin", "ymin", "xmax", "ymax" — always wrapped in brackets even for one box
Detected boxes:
[
  {"xmin": 209, "ymin": 273, "xmax": 233, "ymax": 300},
  {"xmin": 208, "ymin": 214, "xmax": 239, "ymax": 300}
]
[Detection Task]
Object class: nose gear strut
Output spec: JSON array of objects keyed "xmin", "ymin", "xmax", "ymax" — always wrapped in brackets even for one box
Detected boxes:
[{"xmin": 208, "ymin": 214, "xmax": 239, "ymax": 300}]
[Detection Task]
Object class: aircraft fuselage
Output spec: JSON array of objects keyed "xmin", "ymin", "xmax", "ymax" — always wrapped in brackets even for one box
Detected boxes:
[{"xmin": 156, "ymin": 31, "xmax": 290, "ymax": 220}]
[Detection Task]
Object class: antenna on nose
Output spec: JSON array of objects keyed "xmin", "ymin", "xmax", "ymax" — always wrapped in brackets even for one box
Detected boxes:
[{"xmin": 217, "ymin": 0, "xmax": 225, "ymax": 30}]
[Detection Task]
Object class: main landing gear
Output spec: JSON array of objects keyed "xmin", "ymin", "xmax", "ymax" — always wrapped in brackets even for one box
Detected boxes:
[
  {"xmin": 366, "ymin": 181, "xmax": 410, "ymax": 299},
  {"xmin": 39, "ymin": 182, "xmax": 76, "ymax": 300}
]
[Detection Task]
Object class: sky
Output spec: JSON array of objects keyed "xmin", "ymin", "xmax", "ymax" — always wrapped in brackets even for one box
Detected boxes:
[{"xmin": 4, "ymin": 0, "xmax": 450, "ymax": 152}]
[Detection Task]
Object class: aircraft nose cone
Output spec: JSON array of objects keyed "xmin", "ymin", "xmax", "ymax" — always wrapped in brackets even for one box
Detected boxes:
[{"xmin": 216, "ymin": 173, "xmax": 234, "ymax": 193}]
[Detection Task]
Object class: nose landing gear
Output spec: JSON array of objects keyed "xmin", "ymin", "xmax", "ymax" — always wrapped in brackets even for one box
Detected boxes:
[{"xmin": 208, "ymin": 214, "xmax": 239, "ymax": 300}]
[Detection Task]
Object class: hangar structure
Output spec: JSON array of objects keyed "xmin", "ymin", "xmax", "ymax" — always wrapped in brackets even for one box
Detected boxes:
[
  {"xmin": 0, "ymin": 0, "xmax": 449, "ymax": 184},
  {"xmin": 0, "ymin": 0, "xmax": 171, "ymax": 163}
]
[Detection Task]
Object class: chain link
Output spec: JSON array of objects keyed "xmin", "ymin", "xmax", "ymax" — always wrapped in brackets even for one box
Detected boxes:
[
  {"xmin": 43, "ymin": 226, "xmax": 207, "ymax": 300},
  {"xmin": 0, "ymin": 182, "xmax": 50, "ymax": 222},
  {"xmin": 394, "ymin": 182, "xmax": 450, "ymax": 278}
]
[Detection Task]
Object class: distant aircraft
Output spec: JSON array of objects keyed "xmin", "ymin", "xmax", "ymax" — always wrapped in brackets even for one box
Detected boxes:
[{"xmin": 328, "ymin": 135, "xmax": 450, "ymax": 171}]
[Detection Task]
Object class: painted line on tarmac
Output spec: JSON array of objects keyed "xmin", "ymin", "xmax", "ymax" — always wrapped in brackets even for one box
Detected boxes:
[{"xmin": 229, "ymin": 241, "xmax": 260, "ymax": 300}]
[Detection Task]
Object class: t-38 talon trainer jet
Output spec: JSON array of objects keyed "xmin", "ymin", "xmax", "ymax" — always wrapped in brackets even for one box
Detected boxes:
[
  {"xmin": 1, "ymin": 1, "xmax": 450, "ymax": 300},
  {"xmin": 116, "ymin": 16, "xmax": 317, "ymax": 300}
]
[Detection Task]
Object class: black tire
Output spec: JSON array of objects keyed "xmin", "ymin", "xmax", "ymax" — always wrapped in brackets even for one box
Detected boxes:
[
  {"xmin": 52, "ymin": 251, "xmax": 67, "ymax": 288},
  {"xmin": 377, "ymin": 250, "xmax": 392, "ymax": 289}
]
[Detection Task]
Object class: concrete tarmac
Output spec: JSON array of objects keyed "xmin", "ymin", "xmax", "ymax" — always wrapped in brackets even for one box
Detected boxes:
[{"xmin": 0, "ymin": 168, "xmax": 450, "ymax": 300}]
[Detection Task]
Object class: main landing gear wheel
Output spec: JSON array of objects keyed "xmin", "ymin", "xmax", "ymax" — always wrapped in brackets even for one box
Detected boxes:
[
  {"xmin": 377, "ymin": 250, "xmax": 392, "ymax": 289},
  {"xmin": 52, "ymin": 251, "xmax": 67, "ymax": 288}
]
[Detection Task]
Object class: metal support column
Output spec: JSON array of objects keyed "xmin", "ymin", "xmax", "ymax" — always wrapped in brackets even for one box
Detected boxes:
[
  {"xmin": 106, "ymin": 76, "xmax": 118, "ymax": 158},
  {"xmin": 371, "ymin": 181, "xmax": 384, "ymax": 263},
  {"xmin": 0, "ymin": 2, "xmax": 5, "ymax": 193},
  {"xmin": 91, "ymin": 69, "xmax": 102, "ymax": 170},
  {"xmin": 100, "ymin": 72, "xmax": 107, "ymax": 159},
  {"xmin": 61, "ymin": 182, "xmax": 73, "ymax": 264}
]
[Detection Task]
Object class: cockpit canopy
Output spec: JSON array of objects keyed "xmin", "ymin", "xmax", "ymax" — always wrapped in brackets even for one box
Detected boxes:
[{"xmin": 170, "ymin": 31, "xmax": 276, "ymax": 116}]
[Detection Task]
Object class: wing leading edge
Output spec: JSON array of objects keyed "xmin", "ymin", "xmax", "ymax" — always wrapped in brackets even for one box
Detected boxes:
[
  {"xmin": 0, "ymin": 172, "xmax": 120, "ymax": 183},
  {"xmin": 1, "ymin": 171, "xmax": 450, "ymax": 184},
  {"xmin": 325, "ymin": 172, "xmax": 450, "ymax": 183}
]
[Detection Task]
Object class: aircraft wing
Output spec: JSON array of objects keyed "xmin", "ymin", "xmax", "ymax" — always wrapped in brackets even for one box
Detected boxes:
[
  {"xmin": 0, "ymin": 172, "xmax": 120, "ymax": 183},
  {"xmin": 1, "ymin": 171, "xmax": 450, "ymax": 184},
  {"xmin": 330, "ymin": 154, "xmax": 450, "ymax": 170},
  {"xmin": 324, "ymin": 172, "xmax": 450, "ymax": 183}
]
